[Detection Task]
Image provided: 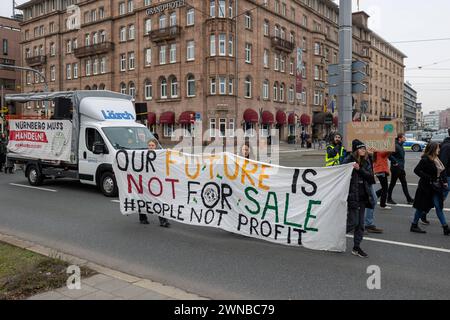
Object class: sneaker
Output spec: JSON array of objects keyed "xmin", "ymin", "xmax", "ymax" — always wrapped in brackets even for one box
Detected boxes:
[
  {"xmin": 366, "ymin": 226, "xmax": 384, "ymax": 234},
  {"xmin": 352, "ymin": 247, "xmax": 369, "ymax": 258},
  {"xmin": 410, "ymin": 224, "xmax": 426, "ymax": 234},
  {"xmin": 380, "ymin": 206, "xmax": 392, "ymax": 210},
  {"xmin": 420, "ymin": 216, "xmax": 430, "ymax": 225},
  {"xmin": 387, "ymin": 199, "xmax": 397, "ymax": 205}
]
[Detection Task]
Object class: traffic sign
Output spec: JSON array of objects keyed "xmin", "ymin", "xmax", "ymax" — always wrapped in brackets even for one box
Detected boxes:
[
  {"xmin": 352, "ymin": 83, "xmax": 367, "ymax": 94},
  {"xmin": 352, "ymin": 60, "xmax": 367, "ymax": 72},
  {"xmin": 352, "ymin": 71, "xmax": 366, "ymax": 83}
]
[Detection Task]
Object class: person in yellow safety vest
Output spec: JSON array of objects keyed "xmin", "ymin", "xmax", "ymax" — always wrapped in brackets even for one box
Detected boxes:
[{"xmin": 325, "ymin": 132, "xmax": 346, "ymax": 167}]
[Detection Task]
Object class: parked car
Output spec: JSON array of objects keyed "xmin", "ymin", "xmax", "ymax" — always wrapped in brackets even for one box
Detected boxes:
[
  {"xmin": 430, "ymin": 133, "xmax": 448, "ymax": 145},
  {"xmin": 404, "ymin": 139, "xmax": 427, "ymax": 152}
]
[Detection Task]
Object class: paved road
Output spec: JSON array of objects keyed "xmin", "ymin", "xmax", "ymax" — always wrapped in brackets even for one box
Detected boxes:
[{"xmin": 0, "ymin": 152, "xmax": 449, "ymax": 299}]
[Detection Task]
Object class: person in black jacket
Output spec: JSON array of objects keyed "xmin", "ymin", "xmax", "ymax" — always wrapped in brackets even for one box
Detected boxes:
[
  {"xmin": 387, "ymin": 133, "xmax": 414, "ymax": 205},
  {"xmin": 410, "ymin": 142, "xmax": 450, "ymax": 235},
  {"xmin": 343, "ymin": 139, "xmax": 376, "ymax": 258},
  {"xmin": 439, "ymin": 129, "xmax": 450, "ymax": 199},
  {"xmin": 0, "ymin": 133, "xmax": 7, "ymax": 172}
]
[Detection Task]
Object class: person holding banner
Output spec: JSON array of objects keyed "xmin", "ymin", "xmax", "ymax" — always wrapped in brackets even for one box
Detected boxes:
[
  {"xmin": 343, "ymin": 140, "xmax": 376, "ymax": 258},
  {"xmin": 410, "ymin": 142, "xmax": 450, "ymax": 235},
  {"xmin": 139, "ymin": 139, "xmax": 171, "ymax": 228},
  {"xmin": 325, "ymin": 132, "xmax": 345, "ymax": 167}
]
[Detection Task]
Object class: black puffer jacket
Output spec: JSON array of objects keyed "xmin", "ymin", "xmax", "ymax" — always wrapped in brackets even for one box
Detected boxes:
[
  {"xmin": 413, "ymin": 156, "xmax": 447, "ymax": 212},
  {"xmin": 342, "ymin": 154, "xmax": 376, "ymax": 210}
]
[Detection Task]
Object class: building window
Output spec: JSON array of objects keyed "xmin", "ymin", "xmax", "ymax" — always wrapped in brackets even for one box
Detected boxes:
[
  {"xmin": 50, "ymin": 66, "xmax": 56, "ymax": 81},
  {"xmin": 263, "ymin": 80, "xmax": 269, "ymax": 100},
  {"xmin": 100, "ymin": 57, "xmax": 106, "ymax": 74},
  {"xmin": 66, "ymin": 64, "xmax": 71, "ymax": 80},
  {"xmin": 280, "ymin": 55, "xmax": 285, "ymax": 72},
  {"xmin": 263, "ymin": 20, "xmax": 269, "ymax": 36},
  {"xmin": 120, "ymin": 54, "xmax": 126, "ymax": 71},
  {"xmin": 228, "ymin": 35, "xmax": 233, "ymax": 56},
  {"xmin": 128, "ymin": 0, "xmax": 134, "ymax": 13},
  {"xmin": 219, "ymin": 34, "xmax": 226, "ymax": 56},
  {"xmin": 85, "ymin": 59, "xmax": 91, "ymax": 76},
  {"xmin": 245, "ymin": 43, "xmax": 252, "ymax": 63},
  {"xmin": 164, "ymin": 124, "xmax": 174, "ymax": 138},
  {"xmin": 73, "ymin": 63, "xmax": 79, "ymax": 78},
  {"xmin": 219, "ymin": 118, "xmax": 226, "ymax": 137},
  {"xmin": 159, "ymin": 14, "xmax": 166, "ymax": 28},
  {"xmin": 228, "ymin": 78, "xmax": 234, "ymax": 95},
  {"xmin": 244, "ymin": 76, "xmax": 252, "ymax": 98},
  {"xmin": 280, "ymin": 83, "xmax": 285, "ymax": 102},
  {"xmin": 159, "ymin": 45, "xmax": 166, "ymax": 64},
  {"xmin": 219, "ymin": 77, "xmax": 226, "ymax": 95},
  {"xmin": 187, "ymin": 8, "xmax": 195, "ymax": 26},
  {"xmin": 218, "ymin": 0, "xmax": 226, "ymax": 18},
  {"xmin": 187, "ymin": 74, "xmax": 195, "ymax": 97},
  {"xmin": 273, "ymin": 82, "xmax": 278, "ymax": 101},
  {"xmin": 170, "ymin": 77, "xmax": 178, "ymax": 98},
  {"xmin": 170, "ymin": 44, "xmax": 176, "ymax": 63},
  {"xmin": 99, "ymin": 7, "xmax": 105, "ymax": 19},
  {"xmin": 128, "ymin": 52, "xmax": 135, "ymax": 70},
  {"xmin": 274, "ymin": 54, "xmax": 279, "ymax": 71},
  {"xmin": 160, "ymin": 78, "xmax": 167, "ymax": 99},
  {"xmin": 228, "ymin": 0, "xmax": 233, "ymax": 18},
  {"xmin": 144, "ymin": 80, "xmax": 152, "ymax": 100},
  {"xmin": 187, "ymin": 41, "xmax": 195, "ymax": 61},
  {"xmin": 119, "ymin": 27, "xmax": 126, "ymax": 42},
  {"xmin": 210, "ymin": 118, "xmax": 216, "ymax": 138},
  {"xmin": 210, "ymin": 77, "xmax": 216, "ymax": 95},
  {"xmin": 210, "ymin": 35, "xmax": 216, "ymax": 56},
  {"xmin": 119, "ymin": 2, "xmax": 126, "ymax": 15},
  {"xmin": 129, "ymin": 82, "xmax": 136, "ymax": 99},
  {"xmin": 128, "ymin": 24, "xmax": 135, "ymax": 40},
  {"xmin": 289, "ymin": 86, "xmax": 294, "ymax": 103},
  {"xmin": 170, "ymin": 12, "xmax": 177, "ymax": 26},
  {"xmin": 145, "ymin": 19, "xmax": 152, "ymax": 34},
  {"xmin": 50, "ymin": 43, "xmax": 56, "ymax": 56},
  {"xmin": 93, "ymin": 59, "xmax": 99, "ymax": 75},
  {"xmin": 244, "ymin": 12, "xmax": 252, "ymax": 29},
  {"xmin": 210, "ymin": 0, "xmax": 215, "ymax": 17}
]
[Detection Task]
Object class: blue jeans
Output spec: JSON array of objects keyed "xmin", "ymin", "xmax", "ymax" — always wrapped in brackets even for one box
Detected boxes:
[
  {"xmin": 444, "ymin": 177, "xmax": 450, "ymax": 199},
  {"xmin": 413, "ymin": 193, "xmax": 448, "ymax": 226},
  {"xmin": 365, "ymin": 184, "xmax": 377, "ymax": 227}
]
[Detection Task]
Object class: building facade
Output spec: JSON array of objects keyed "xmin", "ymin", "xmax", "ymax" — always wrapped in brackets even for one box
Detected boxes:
[
  {"xmin": 0, "ymin": 16, "xmax": 22, "ymax": 119},
  {"xmin": 403, "ymin": 81, "xmax": 417, "ymax": 131},
  {"xmin": 439, "ymin": 108, "xmax": 450, "ymax": 130},
  {"xmin": 17, "ymin": 0, "xmax": 405, "ymax": 143},
  {"xmin": 423, "ymin": 111, "xmax": 440, "ymax": 131},
  {"xmin": 416, "ymin": 102, "xmax": 423, "ymax": 130}
]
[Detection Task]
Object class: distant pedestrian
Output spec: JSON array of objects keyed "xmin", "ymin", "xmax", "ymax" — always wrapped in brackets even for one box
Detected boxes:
[
  {"xmin": 364, "ymin": 148, "xmax": 384, "ymax": 234},
  {"xmin": 387, "ymin": 133, "xmax": 414, "ymax": 205},
  {"xmin": 301, "ymin": 131, "xmax": 307, "ymax": 148},
  {"xmin": 343, "ymin": 139, "xmax": 376, "ymax": 258},
  {"xmin": 239, "ymin": 142, "xmax": 255, "ymax": 160},
  {"xmin": 373, "ymin": 151, "xmax": 392, "ymax": 210},
  {"xmin": 439, "ymin": 128, "xmax": 450, "ymax": 199},
  {"xmin": 410, "ymin": 142, "xmax": 449, "ymax": 235},
  {"xmin": 139, "ymin": 138, "xmax": 171, "ymax": 228},
  {"xmin": 325, "ymin": 132, "xmax": 345, "ymax": 167}
]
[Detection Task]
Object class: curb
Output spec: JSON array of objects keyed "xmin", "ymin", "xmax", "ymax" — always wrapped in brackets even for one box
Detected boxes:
[{"xmin": 0, "ymin": 232, "xmax": 209, "ymax": 300}]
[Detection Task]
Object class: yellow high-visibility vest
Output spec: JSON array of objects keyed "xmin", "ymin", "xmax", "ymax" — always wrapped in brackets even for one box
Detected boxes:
[{"xmin": 325, "ymin": 145, "xmax": 344, "ymax": 167}]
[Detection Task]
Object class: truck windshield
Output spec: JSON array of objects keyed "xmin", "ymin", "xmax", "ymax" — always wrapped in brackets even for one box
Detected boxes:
[{"xmin": 102, "ymin": 127, "xmax": 161, "ymax": 150}]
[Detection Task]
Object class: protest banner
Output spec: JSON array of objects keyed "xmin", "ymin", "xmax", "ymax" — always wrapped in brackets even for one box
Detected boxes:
[
  {"xmin": 8, "ymin": 120, "xmax": 72, "ymax": 162},
  {"xmin": 345, "ymin": 121, "xmax": 396, "ymax": 152},
  {"xmin": 114, "ymin": 150, "xmax": 354, "ymax": 252}
]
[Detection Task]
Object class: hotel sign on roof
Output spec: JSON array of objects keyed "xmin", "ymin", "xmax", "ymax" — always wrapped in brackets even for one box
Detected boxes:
[{"xmin": 146, "ymin": 0, "xmax": 186, "ymax": 15}]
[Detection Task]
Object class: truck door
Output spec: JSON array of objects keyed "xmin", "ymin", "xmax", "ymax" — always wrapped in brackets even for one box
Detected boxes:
[{"xmin": 79, "ymin": 127, "xmax": 109, "ymax": 185}]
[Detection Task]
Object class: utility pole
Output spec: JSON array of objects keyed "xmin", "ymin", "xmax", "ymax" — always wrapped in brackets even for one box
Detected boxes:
[{"xmin": 337, "ymin": 0, "xmax": 353, "ymax": 146}]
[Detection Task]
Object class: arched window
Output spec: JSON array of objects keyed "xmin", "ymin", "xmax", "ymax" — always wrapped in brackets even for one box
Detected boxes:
[
  {"xmin": 129, "ymin": 81, "xmax": 136, "ymax": 99},
  {"xmin": 280, "ymin": 83, "xmax": 285, "ymax": 102},
  {"xmin": 274, "ymin": 25, "xmax": 279, "ymax": 38},
  {"xmin": 144, "ymin": 79, "xmax": 152, "ymax": 100},
  {"xmin": 290, "ymin": 31, "xmax": 295, "ymax": 43},
  {"xmin": 120, "ymin": 82, "xmax": 126, "ymax": 94},
  {"xmin": 244, "ymin": 76, "xmax": 252, "ymax": 98},
  {"xmin": 187, "ymin": 74, "xmax": 195, "ymax": 97},
  {"xmin": 100, "ymin": 31, "xmax": 106, "ymax": 43},
  {"xmin": 273, "ymin": 82, "xmax": 278, "ymax": 101},
  {"xmin": 92, "ymin": 84, "xmax": 98, "ymax": 90},
  {"xmin": 92, "ymin": 32, "xmax": 98, "ymax": 44},
  {"xmin": 159, "ymin": 14, "xmax": 167, "ymax": 29},
  {"xmin": 85, "ymin": 85, "xmax": 91, "ymax": 90},
  {"xmin": 169, "ymin": 12, "xmax": 177, "ymax": 26},
  {"xmin": 169, "ymin": 76, "xmax": 178, "ymax": 98},
  {"xmin": 99, "ymin": 83, "xmax": 106, "ymax": 90},
  {"xmin": 280, "ymin": 28, "xmax": 286, "ymax": 39},
  {"xmin": 160, "ymin": 77, "xmax": 167, "ymax": 98}
]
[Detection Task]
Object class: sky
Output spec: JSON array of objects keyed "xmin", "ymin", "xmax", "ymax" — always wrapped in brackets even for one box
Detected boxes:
[{"xmin": 2, "ymin": 0, "xmax": 450, "ymax": 115}]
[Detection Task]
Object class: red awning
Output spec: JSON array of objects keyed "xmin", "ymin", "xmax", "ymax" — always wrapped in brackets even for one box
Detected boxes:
[
  {"xmin": 300, "ymin": 114, "xmax": 311, "ymax": 126},
  {"xmin": 261, "ymin": 111, "xmax": 274, "ymax": 125},
  {"xmin": 333, "ymin": 116, "xmax": 339, "ymax": 126},
  {"xmin": 159, "ymin": 111, "xmax": 175, "ymax": 124},
  {"xmin": 276, "ymin": 111, "xmax": 287, "ymax": 125},
  {"xmin": 179, "ymin": 111, "xmax": 195, "ymax": 124},
  {"xmin": 288, "ymin": 113, "xmax": 296, "ymax": 125},
  {"xmin": 147, "ymin": 112, "xmax": 156, "ymax": 125},
  {"xmin": 243, "ymin": 109, "xmax": 259, "ymax": 123}
]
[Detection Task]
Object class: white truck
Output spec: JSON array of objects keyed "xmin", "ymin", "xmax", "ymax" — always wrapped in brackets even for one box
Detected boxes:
[{"xmin": 6, "ymin": 90, "xmax": 157, "ymax": 197}]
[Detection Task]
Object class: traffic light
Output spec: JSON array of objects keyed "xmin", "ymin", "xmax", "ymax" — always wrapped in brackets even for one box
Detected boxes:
[{"xmin": 352, "ymin": 60, "xmax": 367, "ymax": 94}]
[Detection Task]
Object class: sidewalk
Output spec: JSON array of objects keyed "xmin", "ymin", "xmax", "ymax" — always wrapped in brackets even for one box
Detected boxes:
[{"xmin": 0, "ymin": 233, "xmax": 208, "ymax": 301}]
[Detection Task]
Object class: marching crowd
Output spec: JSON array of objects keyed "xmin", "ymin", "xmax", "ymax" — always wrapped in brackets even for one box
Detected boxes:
[{"xmin": 326, "ymin": 131, "xmax": 450, "ymax": 258}]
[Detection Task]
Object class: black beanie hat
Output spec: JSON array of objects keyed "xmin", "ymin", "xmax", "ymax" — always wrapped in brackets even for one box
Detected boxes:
[{"xmin": 352, "ymin": 139, "xmax": 366, "ymax": 152}]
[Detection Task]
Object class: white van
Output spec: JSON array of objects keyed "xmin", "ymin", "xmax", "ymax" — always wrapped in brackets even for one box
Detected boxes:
[{"xmin": 6, "ymin": 91, "xmax": 158, "ymax": 197}]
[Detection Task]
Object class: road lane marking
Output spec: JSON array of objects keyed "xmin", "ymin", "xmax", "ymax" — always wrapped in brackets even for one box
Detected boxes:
[
  {"xmin": 376, "ymin": 202, "xmax": 450, "ymax": 212},
  {"xmin": 9, "ymin": 183, "xmax": 57, "ymax": 193},
  {"xmin": 111, "ymin": 200, "xmax": 120, "ymax": 203},
  {"xmin": 346, "ymin": 235, "xmax": 450, "ymax": 254}
]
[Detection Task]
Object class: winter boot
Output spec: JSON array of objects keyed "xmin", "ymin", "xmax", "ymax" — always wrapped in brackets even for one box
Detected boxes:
[
  {"xmin": 410, "ymin": 223, "xmax": 426, "ymax": 234},
  {"xmin": 443, "ymin": 225, "xmax": 450, "ymax": 236}
]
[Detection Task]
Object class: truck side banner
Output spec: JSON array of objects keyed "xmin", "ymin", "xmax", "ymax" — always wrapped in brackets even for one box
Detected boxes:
[
  {"xmin": 8, "ymin": 120, "xmax": 72, "ymax": 162},
  {"xmin": 113, "ymin": 150, "xmax": 354, "ymax": 252}
]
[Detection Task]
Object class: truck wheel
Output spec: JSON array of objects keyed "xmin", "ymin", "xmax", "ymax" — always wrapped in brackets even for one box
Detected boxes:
[
  {"xmin": 100, "ymin": 172, "xmax": 118, "ymax": 197},
  {"xmin": 27, "ymin": 165, "xmax": 44, "ymax": 186}
]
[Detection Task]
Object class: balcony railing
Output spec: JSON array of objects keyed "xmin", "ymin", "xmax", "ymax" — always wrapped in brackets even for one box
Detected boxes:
[
  {"xmin": 271, "ymin": 36, "xmax": 295, "ymax": 53},
  {"xmin": 25, "ymin": 55, "xmax": 47, "ymax": 67},
  {"xmin": 74, "ymin": 42, "xmax": 115, "ymax": 58},
  {"xmin": 149, "ymin": 26, "xmax": 181, "ymax": 42}
]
